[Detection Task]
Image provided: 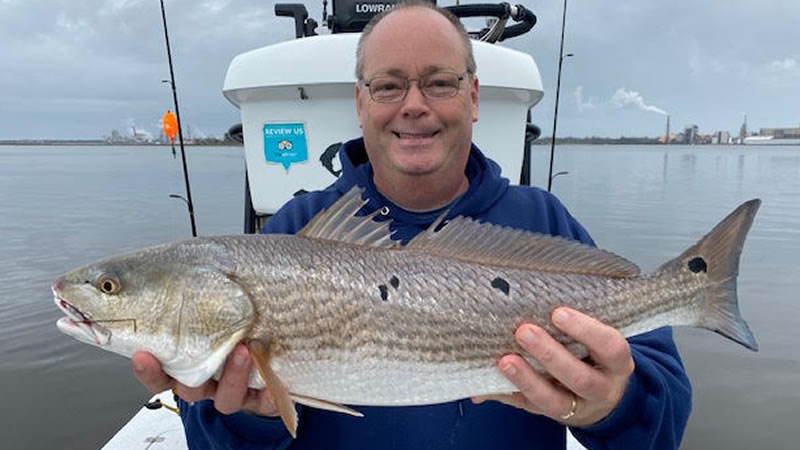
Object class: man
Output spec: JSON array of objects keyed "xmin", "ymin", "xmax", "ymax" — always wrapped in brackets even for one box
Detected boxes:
[{"xmin": 133, "ymin": 2, "xmax": 691, "ymax": 448}]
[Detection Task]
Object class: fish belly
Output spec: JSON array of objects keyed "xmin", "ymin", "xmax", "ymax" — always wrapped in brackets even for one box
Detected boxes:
[{"xmin": 269, "ymin": 356, "xmax": 515, "ymax": 406}]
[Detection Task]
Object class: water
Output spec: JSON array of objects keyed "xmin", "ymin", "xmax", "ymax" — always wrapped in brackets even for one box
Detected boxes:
[
  {"xmin": 1, "ymin": 144, "xmax": 798, "ymax": 449},
  {"xmin": 0, "ymin": 145, "xmax": 246, "ymax": 450}
]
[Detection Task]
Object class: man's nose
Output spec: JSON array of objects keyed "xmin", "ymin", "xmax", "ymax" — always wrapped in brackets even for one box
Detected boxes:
[{"xmin": 400, "ymin": 82, "xmax": 429, "ymax": 116}]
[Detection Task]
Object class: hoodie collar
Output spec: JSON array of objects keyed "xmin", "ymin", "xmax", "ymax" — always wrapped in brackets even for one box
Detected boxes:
[{"xmin": 333, "ymin": 138, "xmax": 509, "ymax": 225}]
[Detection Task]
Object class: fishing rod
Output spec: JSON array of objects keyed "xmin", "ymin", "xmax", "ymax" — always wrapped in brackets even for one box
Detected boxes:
[
  {"xmin": 547, "ymin": 0, "xmax": 569, "ymax": 192},
  {"xmin": 160, "ymin": 0, "xmax": 198, "ymax": 237}
]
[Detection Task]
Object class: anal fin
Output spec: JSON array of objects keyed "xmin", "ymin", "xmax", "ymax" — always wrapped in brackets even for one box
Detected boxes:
[
  {"xmin": 247, "ymin": 340, "xmax": 298, "ymax": 438},
  {"xmin": 290, "ymin": 393, "xmax": 364, "ymax": 417}
]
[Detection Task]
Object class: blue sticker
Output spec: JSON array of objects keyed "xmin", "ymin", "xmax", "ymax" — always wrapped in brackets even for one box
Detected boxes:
[{"xmin": 263, "ymin": 123, "xmax": 308, "ymax": 171}]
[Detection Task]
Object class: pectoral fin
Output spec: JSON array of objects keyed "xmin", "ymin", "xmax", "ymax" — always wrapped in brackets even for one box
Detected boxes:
[
  {"xmin": 247, "ymin": 340, "xmax": 298, "ymax": 438},
  {"xmin": 289, "ymin": 393, "xmax": 364, "ymax": 417}
]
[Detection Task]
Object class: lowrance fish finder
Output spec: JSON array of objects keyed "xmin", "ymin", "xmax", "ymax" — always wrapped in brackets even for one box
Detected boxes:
[{"xmin": 328, "ymin": 0, "xmax": 434, "ymax": 33}]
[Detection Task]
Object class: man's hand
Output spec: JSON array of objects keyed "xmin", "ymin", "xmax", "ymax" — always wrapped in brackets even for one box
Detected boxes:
[
  {"xmin": 473, "ymin": 307, "xmax": 634, "ymax": 427},
  {"xmin": 132, "ymin": 343, "xmax": 280, "ymax": 417}
]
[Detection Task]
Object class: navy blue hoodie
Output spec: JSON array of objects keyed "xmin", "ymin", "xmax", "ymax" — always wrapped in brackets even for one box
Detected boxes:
[{"xmin": 178, "ymin": 138, "xmax": 691, "ymax": 449}]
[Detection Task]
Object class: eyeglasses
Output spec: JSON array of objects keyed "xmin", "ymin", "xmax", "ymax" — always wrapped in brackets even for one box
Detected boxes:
[{"xmin": 363, "ymin": 71, "xmax": 470, "ymax": 103}]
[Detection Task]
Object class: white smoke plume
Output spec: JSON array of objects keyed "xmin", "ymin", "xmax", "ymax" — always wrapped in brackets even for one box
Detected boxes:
[
  {"xmin": 123, "ymin": 118, "xmax": 154, "ymax": 141},
  {"xmin": 610, "ymin": 88, "xmax": 668, "ymax": 116},
  {"xmin": 186, "ymin": 124, "xmax": 208, "ymax": 139}
]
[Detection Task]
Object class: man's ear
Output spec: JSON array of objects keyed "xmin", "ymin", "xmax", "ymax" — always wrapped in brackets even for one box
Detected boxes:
[{"xmin": 470, "ymin": 75, "xmax": 479, "ymax": 123}]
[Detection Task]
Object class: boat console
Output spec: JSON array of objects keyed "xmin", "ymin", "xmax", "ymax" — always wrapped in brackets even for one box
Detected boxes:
[{"xmin": 222, "ymin": 1, "xmax": 544, "ymax": 232}]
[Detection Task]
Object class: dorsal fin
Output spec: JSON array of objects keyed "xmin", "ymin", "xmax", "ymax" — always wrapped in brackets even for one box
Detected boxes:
[
  {"xmin": 407, "ymin": 215, "xmax": 640, "ymax": 278},
  {"xmin": 298, "ymin": 187, "xmax": 398, "ymax": 248}
]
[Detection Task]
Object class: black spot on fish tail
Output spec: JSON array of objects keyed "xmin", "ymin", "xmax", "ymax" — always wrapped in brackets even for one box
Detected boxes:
[
  {"xmin": 390, "ymin": 276, "xmax": 400, "ymax": 289},
  {"xmin": 378, "ymin": 284, "xmax": 389, "ymax": 301},
  {"xmin": 688, "ymin": 257, "xmax": 707, "ymax": 273},
  {"xmin": 491, "ymin": 277, "xmax": 510, "ymax": 296}
]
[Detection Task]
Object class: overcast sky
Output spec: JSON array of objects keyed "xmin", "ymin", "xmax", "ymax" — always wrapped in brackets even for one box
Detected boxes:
[{"xmin": 1, "ymin": 0, "xmax": 798, "ymax": 140}]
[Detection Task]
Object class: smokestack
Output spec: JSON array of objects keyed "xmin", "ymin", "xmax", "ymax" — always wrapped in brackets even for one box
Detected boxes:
[
  {"xmin": 739, "ymin": 113, "xmax": 748, "ymax": 144},
  {"xmin": 664, "ymin": 115, "xmax": 670, "ymax": 144}
]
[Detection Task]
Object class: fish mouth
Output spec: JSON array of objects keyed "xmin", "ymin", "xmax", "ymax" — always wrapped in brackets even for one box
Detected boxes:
[{"xmin": 52, "ymin": 286, "xmax": 111, "ymax": 346}]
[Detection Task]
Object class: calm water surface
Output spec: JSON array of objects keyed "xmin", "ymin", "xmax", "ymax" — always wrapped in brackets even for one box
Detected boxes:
[{"xmin": 1, "ymin": 144, "xmax": 798, "ymax": 449}]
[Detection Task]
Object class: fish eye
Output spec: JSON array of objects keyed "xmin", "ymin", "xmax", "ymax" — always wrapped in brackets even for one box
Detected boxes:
[{"xmin": 96, "ymin": 275, "xmax": 121, "ymax": 295}]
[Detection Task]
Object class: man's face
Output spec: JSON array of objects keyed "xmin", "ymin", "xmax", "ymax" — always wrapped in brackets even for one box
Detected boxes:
[{"xmin": 356, "ymin": 8, "xmax": 479, "ymax": 188}]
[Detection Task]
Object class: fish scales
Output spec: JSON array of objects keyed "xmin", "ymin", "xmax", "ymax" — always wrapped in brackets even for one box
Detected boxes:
[
  {"xmin": 204, "ymin": 234, "xmax": 690, "ymax": 405},
  {"xmin": 53, "ymin": 187, "xmax": 759, "ymax": 414}
]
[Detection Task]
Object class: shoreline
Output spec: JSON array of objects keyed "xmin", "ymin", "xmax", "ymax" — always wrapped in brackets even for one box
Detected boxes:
[
  {"xmin": 1, "ymin": 140, "xmax": 796, "ymax": 147},
  {"xmin": 0, "ymin": 140, "xmax": 240, "ymax": 147}
]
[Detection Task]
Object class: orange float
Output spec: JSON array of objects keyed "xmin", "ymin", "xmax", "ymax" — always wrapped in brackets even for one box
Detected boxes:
[{"xmin": 162, "ymin": 110, "xmax": 178, "ymax": 142}]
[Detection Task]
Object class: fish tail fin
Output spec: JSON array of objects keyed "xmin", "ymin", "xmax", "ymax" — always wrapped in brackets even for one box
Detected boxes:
[{"xmin": 658, "ymin": 199, "xmax": 761, "ymax": 351}]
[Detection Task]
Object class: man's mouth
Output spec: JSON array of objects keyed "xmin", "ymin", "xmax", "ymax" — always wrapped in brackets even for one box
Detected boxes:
[{"xmin": 392, "ymin": 130, "xmax": 439, "ymax": 139}]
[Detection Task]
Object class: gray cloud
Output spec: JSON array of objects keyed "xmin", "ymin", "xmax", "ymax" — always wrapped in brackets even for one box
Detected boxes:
[
  {"xmin": 573, "ymin": 86, "xmax": 595, "ymax": 112},
  {"xmin": 1, "ymin": 0, "xmax": 798, "ymax": 139}
]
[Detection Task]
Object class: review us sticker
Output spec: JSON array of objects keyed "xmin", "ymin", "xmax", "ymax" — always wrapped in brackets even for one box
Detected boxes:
[{"xmin": 263, "ymin": 122, "xmax": 308, "ymax": 171}]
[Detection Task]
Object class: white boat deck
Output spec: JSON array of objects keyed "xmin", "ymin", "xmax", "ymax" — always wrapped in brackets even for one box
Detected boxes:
[{"xmin": 102, "ymin": 391, "xmax": 187, "ymax": 450}]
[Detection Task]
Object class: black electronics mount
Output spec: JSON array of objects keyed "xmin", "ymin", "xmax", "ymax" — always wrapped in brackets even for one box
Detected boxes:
[{"xmin": 275, "ymin": 1, "xmax": 537, "ymax": 42}]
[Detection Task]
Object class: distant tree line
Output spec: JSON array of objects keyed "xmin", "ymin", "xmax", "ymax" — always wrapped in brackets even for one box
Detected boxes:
[{"xmin": 534, "ymin": 136, "xmax": 661, "ymax": 145}]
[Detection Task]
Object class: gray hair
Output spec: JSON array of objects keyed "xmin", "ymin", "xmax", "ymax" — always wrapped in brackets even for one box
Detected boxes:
[{"xmin": 355, "ymin": 0, "xmax": 477, "ymax": 81}]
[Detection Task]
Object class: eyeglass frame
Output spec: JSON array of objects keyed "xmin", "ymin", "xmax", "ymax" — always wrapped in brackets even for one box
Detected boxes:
[{"xmin": 360, "ymin": 70, "xmax": 473, "ymax": 103}]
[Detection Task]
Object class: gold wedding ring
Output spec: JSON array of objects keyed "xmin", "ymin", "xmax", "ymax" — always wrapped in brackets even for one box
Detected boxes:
[{"xmin": 560, "ymin": 394, "xmax": 578, "ymax": 420}]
